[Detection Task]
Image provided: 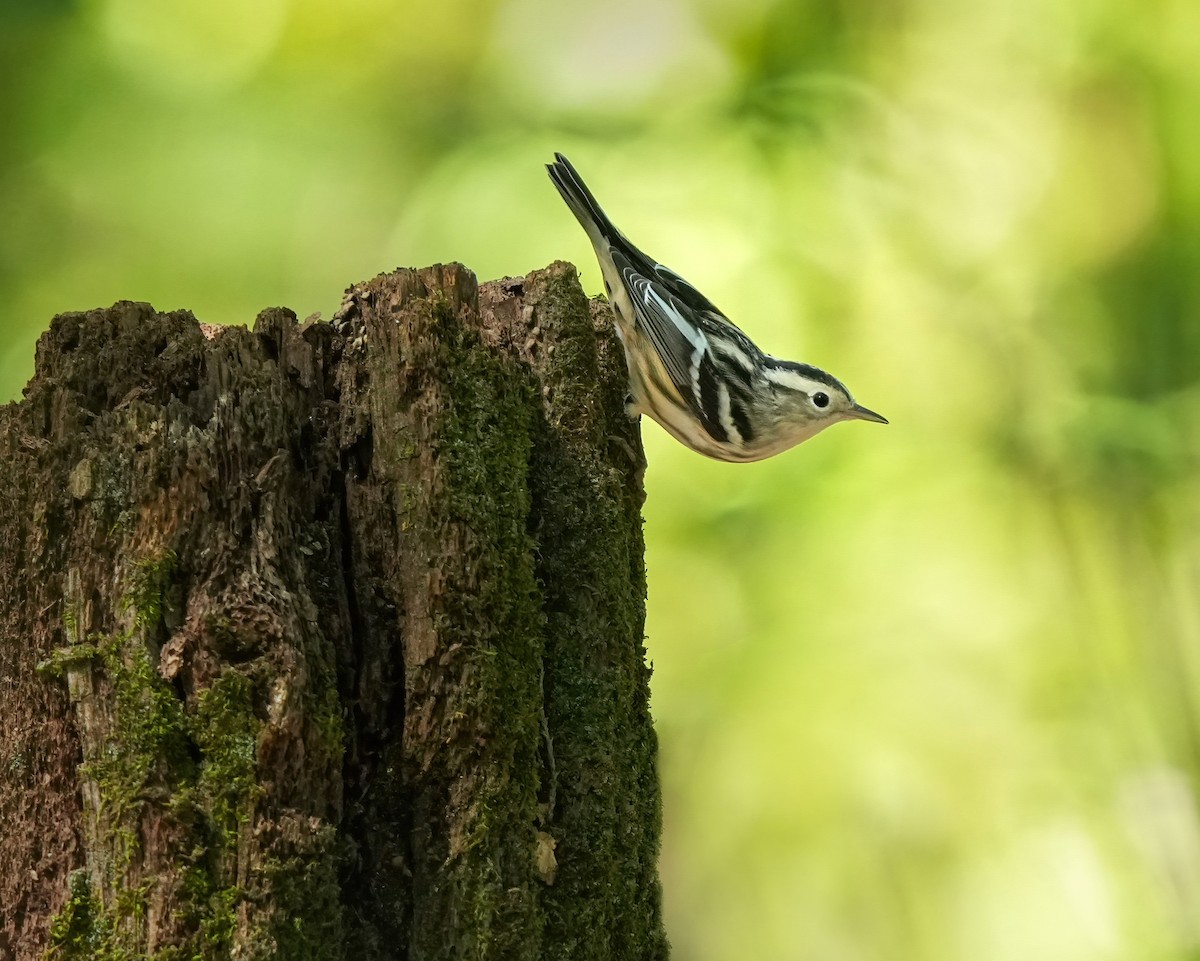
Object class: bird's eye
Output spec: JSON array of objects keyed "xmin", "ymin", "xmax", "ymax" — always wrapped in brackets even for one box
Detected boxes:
[{"xmin": 812, "ymin": 392, "xmax": 830, "ymax": 409}]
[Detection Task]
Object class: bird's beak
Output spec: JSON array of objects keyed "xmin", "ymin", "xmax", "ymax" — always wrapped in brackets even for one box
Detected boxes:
[{"xmin": 849, "ymin": 403, "xmax": 888, "ymax": 425}]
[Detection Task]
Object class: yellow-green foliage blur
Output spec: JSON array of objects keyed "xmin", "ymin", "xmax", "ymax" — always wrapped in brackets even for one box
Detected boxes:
[{"xmin": 3, "ymin": 1, "xmax": 1199, "ymax": 959}]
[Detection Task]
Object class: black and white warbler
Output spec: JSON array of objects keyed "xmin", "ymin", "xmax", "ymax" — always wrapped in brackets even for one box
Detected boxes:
[{"xmin": 546, "ymin": 153, "xmax": 887, "ymax": 462}]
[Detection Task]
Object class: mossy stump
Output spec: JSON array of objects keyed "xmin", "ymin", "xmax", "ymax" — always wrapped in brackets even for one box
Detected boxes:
[{"xmin": 0, "ymin": 263, "xmax": 667, "ymax": 961}]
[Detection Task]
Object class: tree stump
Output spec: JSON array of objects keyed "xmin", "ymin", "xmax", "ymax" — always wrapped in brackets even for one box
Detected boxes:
[{"xmin": 0, "ymin": 263, "xmax": 667, "ymax": 961}]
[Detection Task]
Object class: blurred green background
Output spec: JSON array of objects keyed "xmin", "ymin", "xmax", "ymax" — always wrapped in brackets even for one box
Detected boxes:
[{"xmin": 4, "ymin": 0, "xmax": 1200, "ymax": 958}]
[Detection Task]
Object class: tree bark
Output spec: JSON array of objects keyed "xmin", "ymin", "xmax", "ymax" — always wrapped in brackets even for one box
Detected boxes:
[{"xmin": 0, "ymin": 263, "xmax": 667, "ymax": 961}]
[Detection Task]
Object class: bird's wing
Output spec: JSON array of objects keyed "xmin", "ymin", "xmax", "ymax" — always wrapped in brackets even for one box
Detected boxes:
[
  {"xmin": 613, "ymin": 252, "xmax": 704, "ymax": 391},
  {"xmin": 612, "ymin": 248, "xmax": 757, "ymax": 444},
  {"xmin": 546, "ymin": 154, "xmax": 759, "ymax": 444},
  {"xmin": 648, "ymin": 261, "xmax": 729, "ymax": 319}
]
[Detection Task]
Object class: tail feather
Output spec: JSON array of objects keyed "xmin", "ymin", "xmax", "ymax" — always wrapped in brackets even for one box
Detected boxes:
[{"xmin": 546, "ymin": 153, "xmax": 618, "ymax": 243}]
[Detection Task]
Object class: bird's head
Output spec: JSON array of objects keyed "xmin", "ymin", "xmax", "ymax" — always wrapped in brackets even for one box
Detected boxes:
[{"xmin": 762, "ymin": 360, "xmax": 887, "ymax": 446}]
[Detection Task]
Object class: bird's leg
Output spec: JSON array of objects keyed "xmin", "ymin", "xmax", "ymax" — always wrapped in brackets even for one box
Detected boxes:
[{"xmin": 624, "ymin": 392, "xmax": 641, "ymax": 420}]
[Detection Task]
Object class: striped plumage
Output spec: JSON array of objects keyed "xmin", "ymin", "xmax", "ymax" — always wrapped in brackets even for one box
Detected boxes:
[{"xmin": 546, "ymin": 153, "xmax": 886, "ymax": 462}]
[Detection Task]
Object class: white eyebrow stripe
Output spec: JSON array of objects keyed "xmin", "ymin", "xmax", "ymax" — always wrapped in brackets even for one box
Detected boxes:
[{"xmin": 763, "ymin": 366, "xmax": 824, "ymax": 394}]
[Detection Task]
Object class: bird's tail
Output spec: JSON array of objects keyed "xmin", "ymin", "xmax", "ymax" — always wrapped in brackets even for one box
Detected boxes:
[{"xmin": 546, "ymin": 153, "xmax": 618, "ymax": 245}]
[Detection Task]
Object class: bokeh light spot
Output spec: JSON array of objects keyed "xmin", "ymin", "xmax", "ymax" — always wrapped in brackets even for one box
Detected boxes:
[{"xmin": 99, "ymin": 0, "xmax": 288, "ymax": 93}]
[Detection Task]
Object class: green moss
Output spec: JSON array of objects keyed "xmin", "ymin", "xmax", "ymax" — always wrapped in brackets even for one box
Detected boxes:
[
  {"xmin": 400, "ymin": 290, "xmax": 547, "ymax": 960},
  {"xmin": 63, "ymin": 604, "xmax": 81, "ymax": 644},
  {"xmin": 307, "ymin": 677, "xmax": 345, "ymax": 769},
  {"xmin": 45, "ymin": 870, "xmax": 136, "ymax": 961},
  {"xmin": 120, "ymin": 549, "xmax": 178, "ymax": 631},
  {"xmin": 35, "ymin": 642, "xmax": 101, "ymax": 681},
  {"xmin": 522, "ymin": 276, "xmax": 666, "ymax": 960},
  {"xmin": 174, "ymin": 861, "xmax": 241, "ymax": 960},
  {"xmin": 248, "ymin": 821, "xmax": 343, "ymax": 961},
  {"xmin": 196, "ymin": 883, "xmax": 241, "ymax": 953},
  {"xmin": 192, "ymin": 669, "xmax": 263, "ymax": 844},
  {"xmin": 83, "ymin": 550, "xmax": 190, "ymax": 826},
  {"xmin": 82, "ymin": 631, "xmax": 193, "ymax": 832},
  {"xmin": 38, "ymin": 591, "xmax": 96, "ymax": 680},
  {"xmin": 529, "ymin": 268, "xmax": 600, "ymax": 432},
  {"xmin": 46, "ymin": 551, "xmax": 258, "ymax": 961}
]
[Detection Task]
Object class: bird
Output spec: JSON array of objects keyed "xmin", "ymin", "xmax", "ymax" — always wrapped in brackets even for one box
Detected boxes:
[{"xmin": 546, "ymin": 153, "xmax": 887, "ymax": 462}]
